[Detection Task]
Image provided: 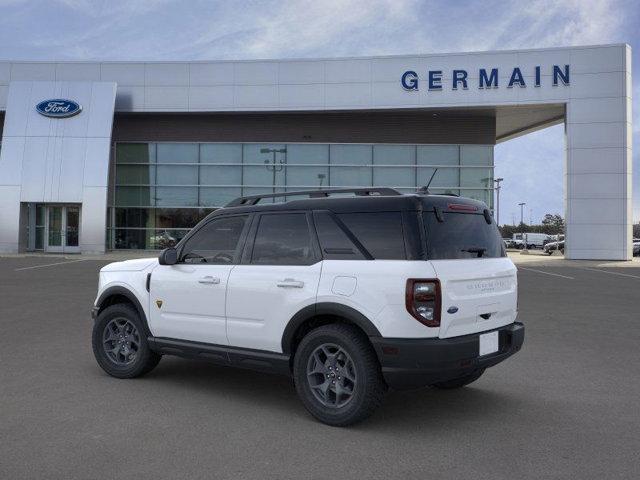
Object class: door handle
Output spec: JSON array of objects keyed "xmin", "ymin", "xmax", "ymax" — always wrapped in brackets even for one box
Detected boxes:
[
  {"xmin": 198, "ymin": 276, "xmax": 220, "ymax": 285},
  {"xmin": 277, "ymin": 278, "xmax": 304, "ymax": 288}
]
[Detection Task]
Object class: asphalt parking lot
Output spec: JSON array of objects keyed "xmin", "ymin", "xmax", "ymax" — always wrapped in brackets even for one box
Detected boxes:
[{"xmin": 1, "ymin": 255, "xmax": 639, "ymax": 479}]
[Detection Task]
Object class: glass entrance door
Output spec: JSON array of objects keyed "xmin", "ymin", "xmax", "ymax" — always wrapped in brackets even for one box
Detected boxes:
[
  {"xmin": 65, "ymin": 206, "xmax": 80, "ymax": 252},
  {"xmin": 45, "ymin": 205, "xmax": 81, "ymax": 253},
  {"xmin": 47, "ymin": 207, "xmax": 64, "ymax": 252}
]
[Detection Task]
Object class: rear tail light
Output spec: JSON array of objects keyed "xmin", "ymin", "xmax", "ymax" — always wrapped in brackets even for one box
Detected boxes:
[{"xmin": 406, "ymin": 279, "xmax": 441, "ymax": 327}]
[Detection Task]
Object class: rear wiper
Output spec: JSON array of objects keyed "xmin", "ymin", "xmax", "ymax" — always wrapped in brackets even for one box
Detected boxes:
[{"xmin": 461, "ymin": 247, "xmax": 487, "ymax": 258}]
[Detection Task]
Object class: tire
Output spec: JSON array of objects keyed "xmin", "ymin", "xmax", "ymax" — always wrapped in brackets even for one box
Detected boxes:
[
  {"xmin": 432, "ymin": 369, "xmax": 485, "ymax": 389},
  {"xmin": 92, "ymin": 303, "xmax": 161, "ymax": 379},
  {"xmin": 293, "ymin": 324, "xmax": 386, "ymax": 427}
]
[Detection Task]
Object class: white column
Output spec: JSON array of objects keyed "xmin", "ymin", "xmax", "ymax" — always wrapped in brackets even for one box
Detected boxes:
[{"xmin": 564, "ymin": 45, "xmax": 632, "ymax": 260}]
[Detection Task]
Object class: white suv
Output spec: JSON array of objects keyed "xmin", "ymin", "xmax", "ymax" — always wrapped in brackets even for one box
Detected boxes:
[{"xmin": 92, "ymin": 188, "xmax": 524, "ymax": 426}]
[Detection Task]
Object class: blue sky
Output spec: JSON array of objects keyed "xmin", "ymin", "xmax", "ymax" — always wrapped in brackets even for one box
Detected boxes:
[{"xmin": 0, "ymin": 0, "xmax": 637, "ymax": 224}]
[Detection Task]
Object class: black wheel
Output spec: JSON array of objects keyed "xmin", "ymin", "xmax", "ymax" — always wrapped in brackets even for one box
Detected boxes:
[
  {"xmin": 92, "ymin": 303, "xmax": 161, "ymax": 379},
  {"xmin": 432, "ymin": 369, "xmax": 485, "ymax": 389},
  {"xmin": 293, "ymin": 324, "xmax": 386, "ymax": 426}
]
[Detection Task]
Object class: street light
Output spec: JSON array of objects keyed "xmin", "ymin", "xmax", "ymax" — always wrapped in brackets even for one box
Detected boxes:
[
  {"xmin": 518, "ymin": 202, "xmax": 526, "ymax": 226},
  {"xmin": 518, "ymin": 202, "xmax": 527, "ymax": 252},
  {"xmin": 494, "ymin": 177, "xmax": 504, "ymax": 225},
  {"xmin": 261, "ymin": 147, "xmax": 287, "ymax": 196}
]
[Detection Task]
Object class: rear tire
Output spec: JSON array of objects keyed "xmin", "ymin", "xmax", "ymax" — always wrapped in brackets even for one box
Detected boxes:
[
  {"xmin": 432, "ymin": 369, "xmax": 485, "ymax": 389},
  {"xmin": 92, "ymin": 303, "xmax": 161, "ymax": 379},
  {"xmin": 293, "ymin": 324, "xmax": 386, "ymax": 426}
]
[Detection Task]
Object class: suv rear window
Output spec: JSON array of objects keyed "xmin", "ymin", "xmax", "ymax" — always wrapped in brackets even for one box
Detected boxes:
[
  {"xmin": 338, "ymin": 212, "xmax": 406, "ymax": 260},
  {"xmin": 423, "ymin": 211, "xmax": 505, "ymax": 259},
  {"xmin": 313, "ymin": 212, "xmax": 366, "ymax": 260}
]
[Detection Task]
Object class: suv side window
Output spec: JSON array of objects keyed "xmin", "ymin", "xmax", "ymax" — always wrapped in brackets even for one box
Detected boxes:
[
  {"xmin": 337, "ymin": 212, "xmax": 406, "ymax": 260},
  {"xmin": 313, "ymin": 211, "xmax": 366, "ymax": 260},
  {"xmin": 180, "ymin": 215, "xmax": 248, "ymax": 264},
  {"xmin": 251, "ymin": 213, "xmax": 315, "ymax": 265}
]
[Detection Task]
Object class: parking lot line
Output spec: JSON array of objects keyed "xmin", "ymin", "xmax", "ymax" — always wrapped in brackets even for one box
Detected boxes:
[
  {"xmin": 580, "ymin": 267, "xmax": 640, "ymax": 279},
  {"xmin": 14, "ymin": 259, "xmax": 87, "ymax": 271},
  {"xmin": 518, "ymin": 267, "xmax": 575, "ymax": 280}
]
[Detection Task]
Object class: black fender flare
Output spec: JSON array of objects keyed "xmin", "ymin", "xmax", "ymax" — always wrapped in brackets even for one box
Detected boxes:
[
  {"xmin": 281, "ymin": 302, "xmax": 381, "ymax": 354},
  {"xmin": 95, "ymin": 286, "xmax": 151, "ymax": 337}
]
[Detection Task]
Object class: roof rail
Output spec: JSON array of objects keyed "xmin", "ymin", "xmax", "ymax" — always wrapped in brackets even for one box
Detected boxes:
[{"xmin": 225, "ymin": 188, "xmax": 402, "ymax": 207}]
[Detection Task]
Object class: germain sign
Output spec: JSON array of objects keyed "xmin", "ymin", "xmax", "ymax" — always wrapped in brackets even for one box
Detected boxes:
[
  {"xmin": 36, "ymin": 99, "xmax": 82, "ymax": 118},
  {"xmin": 401, "ymin": 65, "xmax": 570, "ymax": 91}
]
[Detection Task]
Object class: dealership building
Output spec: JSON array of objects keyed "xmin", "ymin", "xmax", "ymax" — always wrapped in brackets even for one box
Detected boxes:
[{"xmin": 0, "ymin": 44, "xmax": 633, "ymax": 259}]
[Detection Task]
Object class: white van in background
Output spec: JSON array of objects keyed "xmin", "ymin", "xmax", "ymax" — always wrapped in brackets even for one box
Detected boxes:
[{"xmin": 512, "ymin": 232, "xmax": 553, "ymax": 249}]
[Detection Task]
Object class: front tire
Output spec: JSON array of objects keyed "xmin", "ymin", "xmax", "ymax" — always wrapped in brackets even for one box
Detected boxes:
[
  {"xmin": 293, "ymin": 324, "xmax": 386, "ymax": 426},
  {"xmin": 92, "ymin": 303, "xmax": 161, "ymax": 379}
]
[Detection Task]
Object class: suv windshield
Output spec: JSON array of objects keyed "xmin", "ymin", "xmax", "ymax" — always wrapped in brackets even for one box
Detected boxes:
[{"xmin": 423, "ymin": 211, "xmax": 505, "ymax": 260}]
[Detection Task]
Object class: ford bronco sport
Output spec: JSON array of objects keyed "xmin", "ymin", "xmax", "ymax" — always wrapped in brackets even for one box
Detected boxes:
[{"xmin": 92, "ymin": 188, "xmax": 524, "ymax": 426}]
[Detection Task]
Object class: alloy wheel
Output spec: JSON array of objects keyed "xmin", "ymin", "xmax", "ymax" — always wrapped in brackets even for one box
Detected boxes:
[
  {"xmin": 102, "ymin": 318, "xmax": 141, "ymax": 366},
  {"xmin": 306, "ymin": 343, "xmax": 357, "ymax": 408}
]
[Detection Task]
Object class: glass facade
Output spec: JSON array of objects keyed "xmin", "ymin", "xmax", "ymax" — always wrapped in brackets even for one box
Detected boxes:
[{"xmin": 110, "ymin": 142, "xmax": 494, "ymax": 249}]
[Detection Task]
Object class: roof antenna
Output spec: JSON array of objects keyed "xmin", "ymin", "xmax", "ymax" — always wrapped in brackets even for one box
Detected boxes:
[{"xmin": 417, "ymin": 168, "xmax": 438, "ymax": 195}]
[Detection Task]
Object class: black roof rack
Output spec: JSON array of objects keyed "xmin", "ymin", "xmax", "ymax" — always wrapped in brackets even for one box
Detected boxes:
[{"xmin": 225, "ymin": 188, "xmax": 402, "ymax": 207}]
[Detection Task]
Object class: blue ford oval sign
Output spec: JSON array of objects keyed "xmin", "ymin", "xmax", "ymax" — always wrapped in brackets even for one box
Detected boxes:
[{"xmin": 36, "ymin": 99, "xmax": 82, "ymax": 118}]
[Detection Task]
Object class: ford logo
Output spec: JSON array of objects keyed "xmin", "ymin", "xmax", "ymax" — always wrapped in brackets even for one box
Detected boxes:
[{"xmin": 36, "ymin": 99, "xmax": 82, "ymax": 118}]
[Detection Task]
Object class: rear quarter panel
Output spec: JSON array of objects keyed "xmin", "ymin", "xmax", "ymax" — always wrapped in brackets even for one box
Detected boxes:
[{"xmin": 317, "ymin": 260, "xmax": 441, "ymax": 338}]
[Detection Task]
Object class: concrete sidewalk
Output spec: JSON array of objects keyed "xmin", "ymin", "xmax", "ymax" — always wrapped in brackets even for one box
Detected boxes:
[{"xmin": 507, "ymin": 250, "xmax": 640, "ymax": 268}]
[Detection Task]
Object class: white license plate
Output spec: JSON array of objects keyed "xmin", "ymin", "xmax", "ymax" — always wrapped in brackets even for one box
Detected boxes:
[{"xmin": 479, "ymin": 331, "xmax": 499, "ymax": 356}]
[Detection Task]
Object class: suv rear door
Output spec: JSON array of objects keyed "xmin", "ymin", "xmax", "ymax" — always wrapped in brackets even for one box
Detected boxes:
[
  {"xmin": 226, "ymin": 212, "xmax": 322, "ymax": 352},
  {"xmin": 423, "ymin": 207, "xmax": 518, "ymax": 338}
]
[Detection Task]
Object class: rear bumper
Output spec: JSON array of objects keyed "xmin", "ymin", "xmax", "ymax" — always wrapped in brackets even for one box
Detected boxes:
[{"xmin": 371, "ymin": 322, "xmax": 524, "ymax": 390}]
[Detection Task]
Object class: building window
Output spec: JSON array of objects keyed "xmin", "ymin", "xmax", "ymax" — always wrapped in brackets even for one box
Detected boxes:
[{"xmin": 110, "ymin": 142, "xmax": 494, "ymax": 249}]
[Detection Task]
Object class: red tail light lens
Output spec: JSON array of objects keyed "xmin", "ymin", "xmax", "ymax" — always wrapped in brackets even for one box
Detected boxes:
[{"xmin": 406, "ymin": 279, "xmax": 441, "ymax": 327}]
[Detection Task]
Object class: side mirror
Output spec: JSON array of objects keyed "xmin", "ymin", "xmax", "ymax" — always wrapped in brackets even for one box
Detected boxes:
[{"xmin": 159, "ymin": 247, "xmax": 178, "ymax": 265}]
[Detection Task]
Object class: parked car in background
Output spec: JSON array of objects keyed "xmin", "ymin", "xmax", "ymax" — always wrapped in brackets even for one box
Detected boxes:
[
  {"xmin": 633, "ymin": 239, "xmax": 640, "ymax": 256},
  {"xmin": 503, "ymin": 238, "xmax": 517, "ymax": 249},
  {"xmin": 543, "ymin": 240, "xmax": 565, "ymax": 255},
  {"xmin": 513, "ymin": 232, "xmax": 552, "ymax": 249},
  {"xmin": 150, "ymin": 231, "xmax": 178, "ymax": 250}
]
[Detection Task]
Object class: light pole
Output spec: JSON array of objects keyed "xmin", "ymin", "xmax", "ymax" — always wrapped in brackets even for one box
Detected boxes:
[
  {"xmin": 261, "ymin": 147, "xmax": 287, "ymax": 197},
  {"xmin": 518, "ymin": 202, "xmax": 526, "ymax": 226},
  {"xmin": 494, "ymin": 177, "xmax": 504, "ymax": 225},
  {"xmin": 518, "ymin": 202, "xmax": 527, "ymax": 252}
]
